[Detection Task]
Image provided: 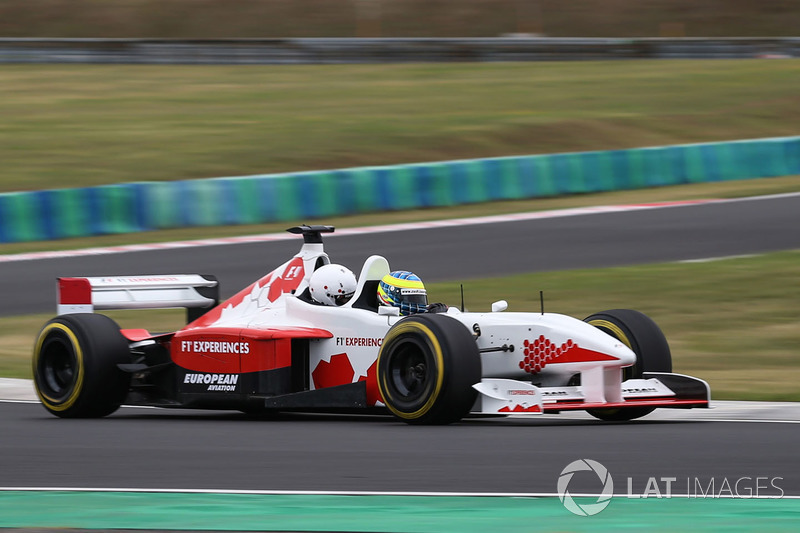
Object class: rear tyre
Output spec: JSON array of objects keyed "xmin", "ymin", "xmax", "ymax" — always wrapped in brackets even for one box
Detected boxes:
[
  {"xmin": 33, "ymin": 313, "xmax": 132, "ymax": 418},
  {"xmin": 583, "ymin": 309, "xmax": 672, "ymax": 422},
  {"xmin": 377, "ymin": 314, "xmax": 480, "ymax": 425}
]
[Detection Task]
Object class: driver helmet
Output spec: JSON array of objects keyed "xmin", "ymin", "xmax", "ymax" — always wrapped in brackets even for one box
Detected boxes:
[
  {"xmin": 378, "ymin": 271, "xmax": 428, "ymax": 315},
  {"xmin": 309, "ymin": 264, "xmax": 357, "ymax": 306}
]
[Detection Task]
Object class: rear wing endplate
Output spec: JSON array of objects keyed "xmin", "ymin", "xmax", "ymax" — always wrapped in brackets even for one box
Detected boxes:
[{"xmin": 57, "ymin": 275, "xmax": 219, "ymax": 322}]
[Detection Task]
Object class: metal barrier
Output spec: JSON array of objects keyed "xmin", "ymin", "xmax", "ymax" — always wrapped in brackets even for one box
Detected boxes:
[{"xmin": 0, "ymin": 37, "xmax": 798, "ymax": 64}]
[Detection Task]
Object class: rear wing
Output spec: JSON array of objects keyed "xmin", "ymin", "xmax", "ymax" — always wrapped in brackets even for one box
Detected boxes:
[{"xmin": 57, "ymin": 275, "xmax": 219, "ymax": 322}]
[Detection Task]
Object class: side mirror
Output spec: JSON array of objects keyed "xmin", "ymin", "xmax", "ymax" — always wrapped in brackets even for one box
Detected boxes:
[
  {"xmin": 378, "ymin": 306, "xmax": 401, "ymax": 317},
  {"xmin": 491, "ymin": 300, "xmax": 508, "ymax": 313}
]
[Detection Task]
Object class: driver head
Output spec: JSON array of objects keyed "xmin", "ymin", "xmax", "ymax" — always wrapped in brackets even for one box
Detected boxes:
[{"xmin": 378, "ymin": 270, "xmax": 428, "ymax": 315}]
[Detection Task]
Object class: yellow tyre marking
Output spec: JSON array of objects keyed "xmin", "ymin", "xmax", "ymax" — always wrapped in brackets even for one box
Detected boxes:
[
  {"xmin": 377, "ymin": 321, "xmax": 444, "ymax": 420},
  {"xmin": 588, "ymin": 319, "xmax": 632, "ymax": 350},
  {"xmin": 33, "ymin": 322, "xmax": 85, "ymax": 412}
]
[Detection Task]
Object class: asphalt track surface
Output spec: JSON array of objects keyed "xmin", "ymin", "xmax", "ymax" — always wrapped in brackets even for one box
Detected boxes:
[
  {"xmin": 1, "ymin": 194, "xmax": 799, "ymax": 500},
  {"xmin": 2, "ymin": 193, "xmax": 800, "ymax": 317},
  {"xmin": 1, "ymin": 400, "xmax": 798, "ymax": 496}
]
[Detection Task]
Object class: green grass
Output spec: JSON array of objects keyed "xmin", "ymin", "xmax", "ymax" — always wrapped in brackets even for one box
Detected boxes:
[
  {"xmin": 6, "ymin": 250, "xmax": 800, "ymax": 401},
  {"xmin": 2, "ymin": 60, "xmax": 799, "ymax": 192}
]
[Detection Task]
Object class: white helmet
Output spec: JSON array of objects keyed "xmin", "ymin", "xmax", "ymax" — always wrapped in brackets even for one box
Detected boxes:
[{"xmin": 308, "ymin": 264, "xmax": 357, "ymax": 306}]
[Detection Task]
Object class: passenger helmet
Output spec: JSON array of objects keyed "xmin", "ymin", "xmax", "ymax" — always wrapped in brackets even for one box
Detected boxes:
[{"xmin": 309, "ymin": 264, "xmax": 357, "ymax": 306}]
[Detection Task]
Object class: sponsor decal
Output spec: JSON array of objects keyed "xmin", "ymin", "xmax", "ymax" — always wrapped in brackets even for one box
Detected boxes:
[
  {"xmin": 508, "ymin": 389, "xmax": 539, "ymax": 396},
  {"xmin": 180, "ymin": 340, "xmax": 250, "ymax": 354},
  {"xmin": 183, "ymin": 373, "xmax": 239, "ymax": 392},
  {"xmin": 101, "ymin": 276, "xmax": 181, "ymax": 283},
  {"xmin": 267, "ymin": 258, "xmax": 305, "ymax": 302},
  {"xmin": 283, "ymin": 264, "xmax": 303, "ymax": 281},
  {"xmin": 335, "ymin": 337, "xmax": 383, "ymax": 347},
  {"xmin": 400, "ymin": 288, "xmax": 426, "ymax": 295},
  {"xmin": 622, "ymin": 386, "xmax": 659, "ymax": 394}
]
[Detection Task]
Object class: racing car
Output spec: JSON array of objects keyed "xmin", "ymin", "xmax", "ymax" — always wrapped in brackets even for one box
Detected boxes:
[{"xmin": 32, "ymin": 225, "xmax": 709, "ymax": 424}]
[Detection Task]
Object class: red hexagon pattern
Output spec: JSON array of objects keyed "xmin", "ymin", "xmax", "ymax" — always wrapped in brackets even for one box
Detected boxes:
[{"xmin": 519, "ymin": 336, "xmax": 577, "ymax": 374}]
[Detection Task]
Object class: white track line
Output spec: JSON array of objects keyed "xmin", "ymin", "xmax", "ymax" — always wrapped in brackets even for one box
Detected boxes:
[
  {"xmin": 0, "ymin": 487, "xmax": 796, "ymax": 499},
  {"xmin": 679, "ymin": 254, "xmax": 759, "ymax": 263}
]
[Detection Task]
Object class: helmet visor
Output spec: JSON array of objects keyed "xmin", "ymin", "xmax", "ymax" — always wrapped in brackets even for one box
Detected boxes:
[
  {"xmin": 401, "ymin": 288, "xmax": 427, "ymax": 306},
  {"xmin": 334, "ymin": 291, "xmax": 355, "ymax": 306}
]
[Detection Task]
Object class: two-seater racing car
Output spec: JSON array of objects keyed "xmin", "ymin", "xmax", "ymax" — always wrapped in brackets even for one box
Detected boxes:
[{"xmin": 33, "ymin": 225, "xmax": 709, "ymax": 424}]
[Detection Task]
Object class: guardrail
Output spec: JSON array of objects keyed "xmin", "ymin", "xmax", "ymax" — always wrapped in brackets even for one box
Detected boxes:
[
  {"xmin": 0, "ymin": 37, "xmax": 798, "ymax": 64},
  {"xmin": 1, "ymin": 136, "xmax": 798, "ymax": 244}
]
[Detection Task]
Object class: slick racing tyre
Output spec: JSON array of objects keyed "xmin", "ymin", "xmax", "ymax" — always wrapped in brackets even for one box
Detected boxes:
[
  {"xmin": 33, "ymin": 313, "xmax": 132, "ymax": 418},
  {"xmin": 583, "ymin": 309, "xmax": 672, "ymax": 422},
  {"xmin": 377, "ymin": 314, "xmax": 480, "ymax": 425}
]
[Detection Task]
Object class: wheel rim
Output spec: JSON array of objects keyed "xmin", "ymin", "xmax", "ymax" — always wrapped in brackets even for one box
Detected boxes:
[
  {"xmin": 386, "ymin": 339, "xmax": 434, "ymax": 407},
  {"xmin": 38, "ymin": 334, "xmax": 78, "ymax": 400},
  {"xmin": 390, "ymin": 345, "xmax": 427, "ymax": 399}
]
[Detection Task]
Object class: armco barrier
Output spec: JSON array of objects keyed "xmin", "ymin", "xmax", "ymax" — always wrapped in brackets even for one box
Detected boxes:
[
  {"xmin": 0, "ymin": 136, "xmax": 798, "ymax": 243},
  {"xmin": 0, "ymin": 37, "xmax": 798, "ymax": 64}
]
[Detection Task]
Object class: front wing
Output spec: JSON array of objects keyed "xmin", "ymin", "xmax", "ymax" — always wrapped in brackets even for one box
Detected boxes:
[{"xmin": 472, "ymin": 372, "xmax": 710, "ymax": 415}]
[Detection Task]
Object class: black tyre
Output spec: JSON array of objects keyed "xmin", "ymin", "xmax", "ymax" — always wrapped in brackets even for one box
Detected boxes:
[
  {"xmin": 33, "ymin": 313, "xmax": 132, "ymax": 418},
  {"xmin": 377, "ymin": 313, "xmax": 481, "ymax": 425},
  {"xmin": 583, "ymin": 309, "xmax": 672, "ymax": 422}
]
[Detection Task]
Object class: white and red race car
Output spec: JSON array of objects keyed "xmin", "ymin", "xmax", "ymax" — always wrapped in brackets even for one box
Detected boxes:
[{"xmin": 33, "ymin": 225, "xmax": 709, "ymax": 424}]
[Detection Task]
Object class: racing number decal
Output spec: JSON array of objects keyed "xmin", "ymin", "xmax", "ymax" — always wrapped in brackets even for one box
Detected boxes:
[{"xmin": 33, "ymin": 323, "xmax": 85, "ymax": 411}]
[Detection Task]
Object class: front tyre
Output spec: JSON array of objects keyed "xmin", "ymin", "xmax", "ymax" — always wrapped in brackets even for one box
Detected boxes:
[
  {"xmin": 377, "ymin": 314, "xmax": 480, "ymax": 425},
  {"xmin": 584, "ymin": 309, "xmax": 672, "ymax": 422},
  {"xmin": 33, "ymin": 313, "xmax": 132, "ymax": 418}
]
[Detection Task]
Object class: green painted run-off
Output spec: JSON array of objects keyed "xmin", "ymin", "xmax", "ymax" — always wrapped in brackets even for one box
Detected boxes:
[{"xmin": 0, "ymin": 491, "xmax": 798, "ymax": 532}]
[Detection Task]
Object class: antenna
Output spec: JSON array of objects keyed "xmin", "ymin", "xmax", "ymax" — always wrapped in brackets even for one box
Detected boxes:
[
  {"xmin": 540, "ymin": 290, "xmax": 544, "ymax": 315},
  {"xmin": 460, "ymin": 284, "xmax": 465, "ymax": 312}
]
